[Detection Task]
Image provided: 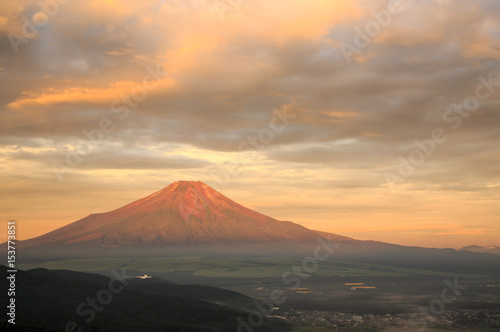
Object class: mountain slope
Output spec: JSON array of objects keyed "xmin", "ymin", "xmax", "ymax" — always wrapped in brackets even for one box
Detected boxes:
[
  {"xmin": 20, "ymin": 181, "xmax": 317, "ymax": 249},
  {"xmin": 0, "ymin": 265, "xmax": 291, "ymax": 332},
  {"xmin": 5, "ymin": 181, "xmax": 500, "ymax": 276},
  {"xmin": 315, "ymin": 230, "xmax": 500, "ymax": 276},
  {"xmin": 460, "ymin": 245, "xmax": 500, "ymax": 255}
]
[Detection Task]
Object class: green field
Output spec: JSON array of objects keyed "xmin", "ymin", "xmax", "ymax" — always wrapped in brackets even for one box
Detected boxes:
[
  {"xmin": 17, "ymin": 256, "xmax": 485, "ymax": 278},
  {"xmin": 292, "ymin": 327, "xmax": 379, "ymax": 332}
]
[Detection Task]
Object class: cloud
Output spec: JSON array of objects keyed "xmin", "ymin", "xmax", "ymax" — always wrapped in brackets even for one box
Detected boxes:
[{"xmin": 1, "ymin": 0, "xmax": 499, "ymax": 246}]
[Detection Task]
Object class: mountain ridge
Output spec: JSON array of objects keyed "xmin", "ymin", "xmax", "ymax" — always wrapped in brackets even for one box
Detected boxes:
[
  {"xmin": 5, "ymin": 181, "xmax": 500, "ymax": 276},
  {"xmin": 0, "ymin": 265, "xmax": 291, "ymax": 331},
  {"xmin": 460, "ymin": 245, "xmax": 500, "ymax": 255},
  {"xmin": 17, "ymin": 181, "xmax": 319, "ymax": 249}
]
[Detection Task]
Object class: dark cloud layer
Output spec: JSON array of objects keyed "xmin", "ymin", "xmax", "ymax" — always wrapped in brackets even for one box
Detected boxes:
[{"xmin": 1, "ymin": 0, "xmax": 499, "ymax": 246}]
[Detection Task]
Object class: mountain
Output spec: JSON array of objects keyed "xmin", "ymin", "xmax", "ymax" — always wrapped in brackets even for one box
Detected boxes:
[
  {"xmin": 6, "ymin": 181, "xmax": 500, "ymax": 276},
  {"xmin": 0, "ymin": 265, "xmax": 291, "ymax": 332},
  {"xmin": 14, "ymin": 181, "xmax": 323, "ymax": 261},
  {"xmin": 460, "ymin": 245, "xmax": 500, "ymax": 255},
  {"xmin": 20, "ymin": 181, "xmax": 317, "ymax": 248}
]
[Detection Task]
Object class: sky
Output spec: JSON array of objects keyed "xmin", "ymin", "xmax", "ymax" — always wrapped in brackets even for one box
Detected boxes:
[{"xmin": 0, "ymin": 0, "xmax": 499, "ymax": 249}]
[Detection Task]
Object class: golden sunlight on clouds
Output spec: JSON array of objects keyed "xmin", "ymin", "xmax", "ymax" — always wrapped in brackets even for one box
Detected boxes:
[
  {"xmin": 237, "ymin": 0, "xmax": 362, "ymax": 42},
  {"xmin": 0, "ymin": 0, "xmax": 499, "ymax": 250},
  {"xmin": 7, "ymin": 78, "xmax": 177, "ymax": 109}
]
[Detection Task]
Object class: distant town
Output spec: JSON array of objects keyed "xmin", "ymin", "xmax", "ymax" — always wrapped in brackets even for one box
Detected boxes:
[{"xmin": 280, "ymin": 308, "xmax": 500, "ymax": 330}]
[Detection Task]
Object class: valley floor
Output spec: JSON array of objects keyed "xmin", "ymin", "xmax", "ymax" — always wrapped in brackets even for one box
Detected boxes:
[{"xmin": 16, "ymin": 257, "xmax": 500, "ymax": 331}]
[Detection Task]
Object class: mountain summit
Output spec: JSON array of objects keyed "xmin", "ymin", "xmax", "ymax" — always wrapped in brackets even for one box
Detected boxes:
[
  {"xmin": 10, "ymin": 181, "xmax": 500, "ymax": 276},
  {"xmin": 20, "ymin": 181, "xmax": 318, "ymax": 249}
]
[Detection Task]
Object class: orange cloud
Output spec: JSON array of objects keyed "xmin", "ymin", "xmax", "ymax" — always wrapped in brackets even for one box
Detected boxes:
[{"xmin": 7, "ymin": 78, "xmax": 176, "ymax": 109}]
